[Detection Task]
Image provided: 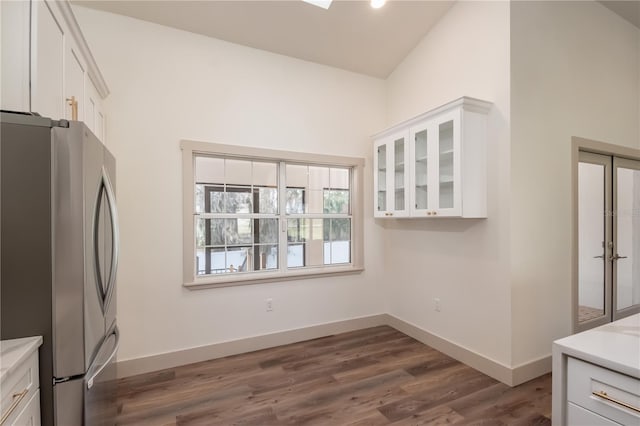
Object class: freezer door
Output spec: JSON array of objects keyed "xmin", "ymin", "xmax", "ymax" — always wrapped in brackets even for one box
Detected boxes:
[
  {"xmin": 85, "ymin": 324, "xmax": 119, "ymax": 426},
  {"xmin": 53, "ymin": 378, "xmax": 83, "ymax": 426}
]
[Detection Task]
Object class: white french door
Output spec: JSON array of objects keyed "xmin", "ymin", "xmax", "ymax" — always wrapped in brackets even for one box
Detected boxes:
[{"xmin": 577, "ymin": 151, "xmax": 640, "ymax": 332}]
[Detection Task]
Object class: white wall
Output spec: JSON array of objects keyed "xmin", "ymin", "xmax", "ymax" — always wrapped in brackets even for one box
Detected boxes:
[
  {"xmin": 510, "ymin": 1, "xmax": 640, "ymax": 366},
  {"xmin": 73, "ymin": 6, "xmax": 387, "ymax": 362},
  {"xmin": 384, "ymin": 1, "xmax": 512, "ymax": 366}
]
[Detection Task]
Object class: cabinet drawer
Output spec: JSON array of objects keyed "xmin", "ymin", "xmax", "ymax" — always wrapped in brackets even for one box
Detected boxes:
[
  {"xmin": 567, "ymin": 357, "xmax": 640, "ymax": 425},
  {"xmin": 1, "ymin": 351, "xmax": 39, "ymax": 424},
  {"xmin": 7, "ymin": 389, "xmax": 40, "ymax": 426},
  {"xmin": 568, "ymin": 402, "xmax": 621, "ymax": 425}
]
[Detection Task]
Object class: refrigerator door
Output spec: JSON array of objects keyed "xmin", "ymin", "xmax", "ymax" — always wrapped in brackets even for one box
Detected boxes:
[
  {"xmin": 85, "ymin": 324, "xmax": 119, "ymax": 426},
  {"xmin": 98, "ymin": 144, "xmax": 118, "ymax": 333},
  {"xmin": 52, "ymin": 122, "xmax": 110, "ymax": 378}
]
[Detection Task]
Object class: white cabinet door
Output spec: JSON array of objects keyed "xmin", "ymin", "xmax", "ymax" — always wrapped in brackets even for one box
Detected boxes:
[
  {"xmin": 431, "ymin": 109, "xmax": 462, "ymax": 217},
  {"xmin": 64, "ymin": 39, "xmax": 86, "ymax": 121},
  {"xmin": 409, "ymin": 120, "xmax": 433, "ymax": 217},
  {"xmin": 31, "ymin": 0, "xmax": 65, "ymax": 119},
  {"xmin": 374, "ymin": 131, "xmax": 410, "ymax": 218},
  {"xmin": 85, "ymin": 77, "xmax": 106, "ymax": 141},
  {"xmin": 1, "ymin": 0, "xmax": 30, "ymax": 112}
]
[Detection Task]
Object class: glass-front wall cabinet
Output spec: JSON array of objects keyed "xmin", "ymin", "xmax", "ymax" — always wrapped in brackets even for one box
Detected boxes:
[
  {"xmin": 374, "ymin": 97, "xmax": 490, "ymax": 219},
  {"xmin": 374, "ymin": 132, "xmax": 409, "ymax": 217}
]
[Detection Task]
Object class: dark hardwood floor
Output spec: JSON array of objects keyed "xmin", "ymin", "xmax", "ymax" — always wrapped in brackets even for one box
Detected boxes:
[{"xmin": 116, "ymin": 326, "xmax": 551, "ymax": 425}]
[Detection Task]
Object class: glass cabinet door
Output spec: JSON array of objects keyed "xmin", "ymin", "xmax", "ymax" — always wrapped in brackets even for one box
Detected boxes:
[
  {"xmin": 433, "ymin": 111, "xmax": 461, "ymax": 216},
  {"xmin": 411, "ymin": 124, "xmax": 430, "ymax": 216},
  {"xmin": 393, "ymin": 135, "xmax": 408, "ymax": 215},
  {"xmin": 374, "ymin": 133, "xmax": 409, "ymax": 217},
  {"xmin": 376, "ymin": 143, "xmax": 387, "ymax": 214}
]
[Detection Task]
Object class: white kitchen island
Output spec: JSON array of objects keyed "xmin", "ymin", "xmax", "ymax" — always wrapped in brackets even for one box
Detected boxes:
[{"xmin": 552, "ymin": 314, "xmax": 640, "ymax": 425}]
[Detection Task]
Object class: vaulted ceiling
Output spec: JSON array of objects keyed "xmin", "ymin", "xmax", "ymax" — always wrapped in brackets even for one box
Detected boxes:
[{"xmin": 74, "ymin": 1, "xmax": 640, "ymax": 79}]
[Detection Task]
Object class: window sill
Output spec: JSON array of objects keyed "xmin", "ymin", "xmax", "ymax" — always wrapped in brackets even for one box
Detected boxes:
[{"xmin": 183, "ymin": 265, "xmax": 365, "ymax": 290}]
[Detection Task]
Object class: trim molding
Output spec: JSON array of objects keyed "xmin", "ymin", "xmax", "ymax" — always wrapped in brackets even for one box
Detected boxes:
[
  {"xmin": 116, "ymin": 313, "xmax": 551, "ymax": 386},
  {"xmin": 116, "ymin": 314, "xmax": 387, "ymax": 378}
]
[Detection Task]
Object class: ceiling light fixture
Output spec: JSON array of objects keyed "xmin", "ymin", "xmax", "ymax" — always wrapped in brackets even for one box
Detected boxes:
[
  {"xmin": 301, "ymin": 0, "xmax": 333, "ymax": 9},
  {"xmin": 370, "ymin": 0, "xmax": 386, "ymax": 9}
]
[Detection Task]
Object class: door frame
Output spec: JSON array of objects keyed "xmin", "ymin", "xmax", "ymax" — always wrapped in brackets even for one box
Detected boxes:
[{"xmin": 572, "ymin": 137, "xmax": 640, "ymax": 333}]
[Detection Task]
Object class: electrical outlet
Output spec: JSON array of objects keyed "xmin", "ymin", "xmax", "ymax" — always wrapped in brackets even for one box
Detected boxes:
[
  {"xmin": 434, "ymin": 298, "xmax": 441, "ymax": 312},
  {"xmin": 266, "ymin": 298, "xmax": 273, "ymax": 312}
]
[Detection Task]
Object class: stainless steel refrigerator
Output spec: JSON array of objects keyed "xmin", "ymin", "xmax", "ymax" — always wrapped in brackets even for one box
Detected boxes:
[{"xmin": 1, "ymin": 111, "xmax": 119, "ymax": 426}]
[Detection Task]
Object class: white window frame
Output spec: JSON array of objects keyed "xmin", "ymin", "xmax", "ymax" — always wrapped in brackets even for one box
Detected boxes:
[{"xmin": 181, "ymin": 140, "xmax": 365, "ymax": 289}]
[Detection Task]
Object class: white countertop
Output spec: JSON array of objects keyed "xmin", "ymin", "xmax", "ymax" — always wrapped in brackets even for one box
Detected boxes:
[
  {"xmin": 0, "ymin": 336, "xmax": 43, "ymax": 385},
  {"xmin": 553, "ymin": 313, "xmax": 640, "ymax": 379}
]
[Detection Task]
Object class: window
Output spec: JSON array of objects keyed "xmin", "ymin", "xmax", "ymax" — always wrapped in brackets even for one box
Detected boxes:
[{"xmin": 181, "ymin": 140, "xmax": 364, "ymax": 288}]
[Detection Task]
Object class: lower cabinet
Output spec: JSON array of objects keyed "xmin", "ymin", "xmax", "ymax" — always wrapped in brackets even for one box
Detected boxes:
[
  {"xmin": 0, "ymin": 342, "xmax": 41, "ymax": 426},
  {"xmin": 566, "ymin": 357, "xmax": 640, "ymax": 425},
  {"xmin": 552, "ymin": 314, "xmax": 640, "ymax": 425},
  {"xmin": 11, "ymin": 390, "xmax": 41, "ymax": 426}
]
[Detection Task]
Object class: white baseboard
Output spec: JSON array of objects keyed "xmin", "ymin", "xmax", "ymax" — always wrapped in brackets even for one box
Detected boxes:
[
  {"xmin": 384, "ymin": 314, "xmax": 551, "ymax": 386},
  {"xmin": 116, "ymin": 314, "xmax": 388, "ymax": 378},
  {"xmin": 116, "ymin": 313, "xmax": 551, "ymax": 386}
]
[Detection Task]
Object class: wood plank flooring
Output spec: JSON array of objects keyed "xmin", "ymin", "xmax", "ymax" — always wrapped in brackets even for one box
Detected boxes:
[{"xmin": 116, "ymin": 326, "xmax": 551, "ymax": 425}]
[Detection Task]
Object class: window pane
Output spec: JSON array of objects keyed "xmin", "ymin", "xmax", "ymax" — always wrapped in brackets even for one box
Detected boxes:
[
  {"xmin": 226, "ymin": 186, "xmax": 252, "ymax": 213},
  {"xmin": 196, "ymin": 247, "xmax": 226, "ymax": 276},
  {"xmin": 227, "ymin": 247, "xmax": 251, "ymax": 272},
  {"xmin": 287, "ymin": 244, "xmax": 304, "ymax": 268},
  {"xmin": 195, "ymin": 184, "xmax": 205, "ymax": 214},
  {"xmin": 286, "ymin": 164, "xmax": 307, "ymax": 188},
  {"xmin": 195, "ymin": 156, "xmax": 224, "ymax": 184},
  {"xmin": 206, "ymin": 185, "xmax": 224, "ymax": 213},
  {"xmin": 308, "ymin": 190, "xmax": 324, "ymax": 214},
  {"xmin": 330, "ymin": 218, "xmax": 351, "ymax": 241},
  {"xmin": 323, "ymin": 190, "xmax": 349, "ymax": 214},
  {"xmin": 286, "ymin": 188, "xmax": 305, "ymax": 214},
  {"xmin": 196, "ymin": 218, "xmax": 224, "ymax": 247},
  {"xmin": 225, "ymin": 218, "xmax": 252, "ymax": 245},
  {"xmin": 328, "ymin": 241, "xmax": 350, "ymax": 264},
  {"xmin": 255, "ymin": 244, "xmax": 278, "ymax": 270},
  {"xmin": 226, "ymin": 159, "xmax": 252, "ymax": 186},
  {"xmin": 330, "ymin": 168, "xmax": 349, "ymax": 190},
  {"xmin": 309, "ymin": 166, "xmax": 329, "ymax": 190},
  {"xmin": 255, "ymin": 218, "xmax": 278, "ymax": 244},
  {"xmin": 307, "ymin": 219, "xmax": 325, "ymax": 267},
  {"xmin": 287, "ymin": 218, "xmax": 308, "ymax": 243},
  {"xmin": 256, "ymin": 187, "xmax": 278, "ymax": 214},
  {"xmin": 253, "ymin": 161, "xmax": 277, "ymax": 187}
]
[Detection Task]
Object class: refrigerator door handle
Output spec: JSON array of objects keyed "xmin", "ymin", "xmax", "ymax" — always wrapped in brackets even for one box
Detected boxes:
[
  {"xmin": 102, "ymin": 166, "xmax": 119, "ymax": 312},
  {"xmin": 87, "ymin": 325, "xmax": 119, "ymax": 390}
]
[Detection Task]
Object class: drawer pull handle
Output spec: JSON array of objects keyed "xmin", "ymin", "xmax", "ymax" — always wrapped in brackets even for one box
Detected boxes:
[
  {"xmin": 592, "ymin": 391, "xmax": 640, "ymax": 414},
  {"xmin": 0, "ymin": 389, "xmax": 29, "ymax": 425}
]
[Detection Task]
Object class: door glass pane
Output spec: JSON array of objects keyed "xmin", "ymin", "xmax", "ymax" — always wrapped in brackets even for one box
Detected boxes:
[
  {"xmin": 377, "ymin": 145, "xmax": 386, "ymax": 211},
  {"xmin": 578, "ymin": 162, "xmax": 606, "ymax": 322},
  {"xmin": 616, "ymin": 167, "xmax": 640, "ymax": 311},
  {"xmin": 394, "ymin": 138, "xmax": 405, "ymax": 210},
  {"xmin": 414, "ymin": 129, "xmax": 428, "ymax": 210},
  {"xmin": 439, "ymin": 121, "xmax": 454, "ymax": 209}
]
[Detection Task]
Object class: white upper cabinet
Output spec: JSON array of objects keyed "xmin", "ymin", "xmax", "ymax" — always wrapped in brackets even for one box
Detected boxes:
[
  {"xmin": 373, "ymin": 97, "xmax": 491, "ymax": 219},
  {"xmin": 1, "ymin": 0, "xmax": 109, "ymax": 141}
]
